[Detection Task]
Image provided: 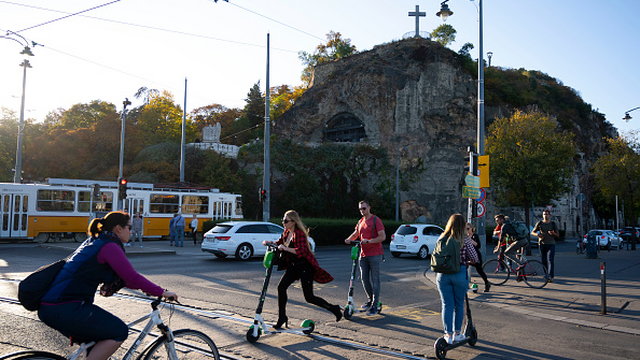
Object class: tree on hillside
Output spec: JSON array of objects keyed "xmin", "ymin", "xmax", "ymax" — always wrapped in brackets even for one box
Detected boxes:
[
  {"xmin": 486, "ymin": 110, "xmax": 577, "ymax": 225},
  {"xmin": 226, "ymin": 82, "xmax": 265, "ymax": 145},
  {"xmin": 0, "ymin": 108, "xmax": 18, "ymax": 181},
  {"xmin": 52, "ymin": 101, "xmax": 117, "ymax": 129},
  {"xmin": 431, "ymin": 24, "xmax": 456, "ymax": 47},
  {"xmin": 135, "ymin": 91, "xmax": 196, "ymax": 146},
  {"xmin": 299, "ymin": 31, "xmax": 357, "ymax": 87},
  {"xmin": 592, "ymin": 134, "xmax": 640, "ymax": 224},
  {"xmin": 190, "ymin": 104, "xmax": 242, "ymax": 140},
  {"xmin": 270, "ymin": 84, "xmax": 305, "ymax": 122}
]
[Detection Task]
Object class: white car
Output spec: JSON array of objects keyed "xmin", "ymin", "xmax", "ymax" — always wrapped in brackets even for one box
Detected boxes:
[
  {"xmin": 201, "ymin": 221, "xmax": 316, "ymax": 260},
  {"xmin": 389, "ymin": 224, "xmax": 444, "ymax": 259},
  {"xmin": 583, "ymin": 229, "xmax": 622, "ymax": 250}
]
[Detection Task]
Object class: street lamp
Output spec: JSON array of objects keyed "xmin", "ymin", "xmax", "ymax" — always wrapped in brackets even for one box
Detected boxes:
[
  {"xmin": 623, "ymin": 106, "xmax": 640, "ymax": 122},
  {"xmin": 1, "ymin": 31, "xmax": 36, "ymax": 183},
  {"xmin": 437, "ymin": 0, "xmax": 487, "ymax": 252}
]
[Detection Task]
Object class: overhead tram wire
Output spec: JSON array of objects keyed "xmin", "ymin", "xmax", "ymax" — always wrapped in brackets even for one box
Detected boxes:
[
  {"xmin": 0, "ymin": 0, "xmax": 299, "ymax": 54},
  {"xmin": 209, "ymin": 0, "xmax": 325, "ymax": 42},
  {"xmin": 14, "ymin": 0, "xmax": 123, "ymax": 33}
]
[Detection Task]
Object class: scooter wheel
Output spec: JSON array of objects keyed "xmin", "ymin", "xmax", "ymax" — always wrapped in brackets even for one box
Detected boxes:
[
  {"xmin": 246, "ymin": 326, "xmax": 261, "ymax": 343},
  {"xmin": 434, "ymin": 337, "xmax": 448, "ymax": 360},
  {"xmin": 300, "ymin": 319, "xmax": 315, "ymax": 335},
  {"xmin": 468, "ymin": 327, "xmax": 478, "ymax": 346},
  {"xmin": 343, "ymin": 305, "xmax": 354, "ymax": 320}
]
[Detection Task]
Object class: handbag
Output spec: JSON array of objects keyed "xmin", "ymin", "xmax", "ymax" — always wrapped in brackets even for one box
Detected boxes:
[{"xmin": 18, "ymin": 259, "xmax": 66, "ymax": 311}]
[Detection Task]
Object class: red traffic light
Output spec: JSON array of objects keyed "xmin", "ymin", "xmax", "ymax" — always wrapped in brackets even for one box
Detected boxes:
[{"xmin": 119, "ymin": 178, "xmax": 128, "ymax": 186}]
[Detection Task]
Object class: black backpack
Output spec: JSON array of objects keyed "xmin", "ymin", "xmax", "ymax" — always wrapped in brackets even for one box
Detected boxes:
[
  {"xmin": 18, "ymin": 259, "xmax": 66, "ymax": 311},
  {"xmin": 430, "ymin": 236, "xmax": 461, "ymax": 274}
]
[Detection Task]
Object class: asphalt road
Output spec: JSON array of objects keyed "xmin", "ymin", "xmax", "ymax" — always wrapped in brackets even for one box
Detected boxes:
[{"xmin": 1, "ymin": 242, "xmax": 639, "ymax": 359}]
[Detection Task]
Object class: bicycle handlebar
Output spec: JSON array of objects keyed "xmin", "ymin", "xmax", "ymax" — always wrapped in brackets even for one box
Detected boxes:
[{"xmin": 151, "ymin": 295, "xmax": 179, "ymax": 310}]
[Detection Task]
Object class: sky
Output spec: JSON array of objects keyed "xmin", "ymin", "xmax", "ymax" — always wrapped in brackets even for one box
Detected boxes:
[{"xmin": 1, "ymin": 0, "xmax": 639, "ymax": 134}]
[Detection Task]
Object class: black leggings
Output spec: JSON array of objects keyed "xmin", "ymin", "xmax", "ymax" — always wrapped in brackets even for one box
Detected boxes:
[
  {"xmin": 277, "ymin": 262, "xmax": 334, "ymax": 318},
  {"xmin": 472, "ymin": 251, "xmax": 489, "ymax": 285}
]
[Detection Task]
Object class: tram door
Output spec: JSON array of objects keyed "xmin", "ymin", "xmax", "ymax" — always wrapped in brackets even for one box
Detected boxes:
[
  {"xmin": 124, "ymin": 198, "xmax": 145, "ymax": 217},
  {"xmin": 0, "ymin": 193, "xmax": 28, "ymax": 239}
]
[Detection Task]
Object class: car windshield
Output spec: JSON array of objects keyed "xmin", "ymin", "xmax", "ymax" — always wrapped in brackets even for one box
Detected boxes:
[
  {"xmin": 209, "ymin": 225, "xmax": 233, "ymax": 233},
  {"xmin": 588, "ymin": 230, "xmax": 603, "ymax": 235},
  {"xmin": 396, "ymin": 226, "xmax": 417, "ymax": 235}
]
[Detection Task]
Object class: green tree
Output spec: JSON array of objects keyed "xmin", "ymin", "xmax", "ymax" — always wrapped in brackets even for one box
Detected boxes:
[
  {"xmin": 431, "ymin": 24, "xmax": 457, "ymax": 47},
  {"xmin": 299, "ymin": 31, "xmax": 357, "ymax": 86},
  {"xmin": 190, "ymin": 104, "xmax": 242, "ymax": 141},
  {"xmin": 270, "ymin": 85, "xmax": 305, "ymax": 122},
  {"xmin": 486, "ymin": 110, "xmax": 577, "ymax": 226},
  {"xmin": 0, "ymin": 108, "xmax": 18, "ymax": 181},
  {"xmin": 592, "ymin": 135, "xmax": 640, "ymax": 224},
  {"xmin": 135, "ymin": 91, "xmax": 196, "ymax": 146},
  {"xmin": 54, "ymin": 101, "xmax": 117, "ymax": 129},
  {"xmin": 227, "ymin": 82, "xmax": 265, "ymax": 145}
]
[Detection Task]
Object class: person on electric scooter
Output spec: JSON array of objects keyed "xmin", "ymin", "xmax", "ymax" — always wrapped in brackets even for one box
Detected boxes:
[
  {"xmin": 344, "ymin": 200, "xmax": 386, "ymax": 316},
  {"xmin": 263, "ymin": 210, "xmax": 342, "ymax": 329},
  {"xmin": 435, "ymin": 214, "xmax": 479, "ymax": 345}
]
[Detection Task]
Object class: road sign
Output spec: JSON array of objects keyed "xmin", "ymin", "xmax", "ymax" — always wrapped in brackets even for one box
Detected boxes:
[
  {"xmin": 465, "ymin": 174, "xmax": 480, "ymax": 188},
  {"xmin": 476, "ymin": 202, "xmax": 486, "ymax": 217},
  {"xmin": 462, "ymin": 186, "xmax": 480, "ymax": 199},
  {"xmin": 478, "ymin": 155, "xmax": 490, "ymax": 188},
  {"xmin": 477, "ymin": 188, "xmax": 486, "ymax": 203}
]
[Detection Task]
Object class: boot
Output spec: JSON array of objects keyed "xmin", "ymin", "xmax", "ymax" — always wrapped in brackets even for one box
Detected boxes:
[
  {"xmin": 329, "ymin": 305, "xmax": 342, "ymax": 322},
  {"xmin": 273, "ymin": 315, "xmax": 288, "ymax": 329}
]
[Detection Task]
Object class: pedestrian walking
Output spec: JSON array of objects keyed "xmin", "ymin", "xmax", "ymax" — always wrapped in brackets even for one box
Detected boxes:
[
  {"xmin": 190, "ymin": 215, "xmax": 199, "ymax": 245},
  {"xmin": 174, "ymin": 212, "xmax": 185, "ymax": 247},
  {"xmin": 532, "ymin": 209, "xmax": 559, "ymax": 282},
  {"xmin": 434, "ymin": 214, "xmax": 479, "ymax": 344},
  {"xmin": 344, "ymin": 200, "xmax": 386, "ymax": 316},
  {"xmin": 169, "ymin": 214, "xmax": 177, "ymax": 246},
  {"xmin": 263, "ymin": 210, "xmax": 342, "ymax": 328},
  {"xmin": 467, "ymin": 223, "xmax": 490, "ymax": 292},
  {"xmin": 131, "ymin": 213, "xmax": 144, "ymax": 247}
]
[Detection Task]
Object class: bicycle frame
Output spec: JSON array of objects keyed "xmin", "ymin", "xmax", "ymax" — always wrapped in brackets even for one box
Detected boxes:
[
  {"xmin": 66, "ymin": 298, "xmax": 178, "ymax": 360},
  {"xmin": 498, "ymin": 252, "xmax": 526, "ymax": 278}
]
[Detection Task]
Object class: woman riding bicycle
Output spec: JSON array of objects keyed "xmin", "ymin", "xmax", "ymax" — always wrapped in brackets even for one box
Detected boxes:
[{"xmin": 38, "ymin": 211, "xmax": 178, "ymax": 360}]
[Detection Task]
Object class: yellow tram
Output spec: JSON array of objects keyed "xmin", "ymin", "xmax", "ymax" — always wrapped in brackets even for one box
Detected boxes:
[{"xmin": 0, "ymin": 178, "xmax": 242, "ymax": 241}]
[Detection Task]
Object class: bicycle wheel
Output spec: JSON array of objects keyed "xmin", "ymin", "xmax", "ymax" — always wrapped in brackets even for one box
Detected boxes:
[
  {"xmin": 482, "ymin": 259, "xmax": 510, "ymax": 285},
  {"xmin": 0, "ymin": 351, "xmax": 65, "ymax": 360},
  {"xmin": 144, "ymin": 329, "xmax": 220, "ymax": 360},
  {"xmin": 522, "ymin": 260, "xmax": 548, "ymax": 289}
]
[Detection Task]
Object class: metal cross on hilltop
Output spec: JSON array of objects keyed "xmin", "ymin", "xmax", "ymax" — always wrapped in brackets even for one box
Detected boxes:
[{"xmin": 408, "ymin": 5, "xmax": 426, "ymax": 37}]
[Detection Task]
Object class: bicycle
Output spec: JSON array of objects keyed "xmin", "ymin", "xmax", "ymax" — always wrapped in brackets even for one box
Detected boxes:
[
  {"xmin": 482, "ymin": 251, "xmax": 548, "ymax": 289},
  {"xmin": 0, "ymin": 297, "xmax": 220, "ymax": 360}
]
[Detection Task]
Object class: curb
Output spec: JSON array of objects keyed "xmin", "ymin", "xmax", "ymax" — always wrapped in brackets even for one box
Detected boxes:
[{"xmin": 420, "ymin": 268, "xmax": 640, "ymax": 336}]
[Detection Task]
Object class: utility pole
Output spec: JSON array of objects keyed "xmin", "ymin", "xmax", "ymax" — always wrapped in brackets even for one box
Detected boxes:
[
  {"xmin": 262, "ymin": 33, "xmax": 271, "ymax": 222},
  {"xmin": 118, "ymin": 98, "xmax": 131, "ymax": 180},
  {"xmin": 180, "ymin": 78, "xmax": 187, "ymax": 183}
]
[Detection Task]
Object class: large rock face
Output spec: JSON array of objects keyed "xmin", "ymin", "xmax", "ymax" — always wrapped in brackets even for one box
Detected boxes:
[
  {"xmin": 275, "ymin": 37, "xmax": 614, "ymax": 230},
  {"xmin": 277, "ymin": 38, "xmax": 477, "ymax": 222}
]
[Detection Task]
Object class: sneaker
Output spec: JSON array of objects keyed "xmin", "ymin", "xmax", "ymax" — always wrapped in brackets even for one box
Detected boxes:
[
  {"xmin": 366, "ymin": 306, "xmax": 378, "ymax": 316},
  {"xmin": 444, "ymin": 334, "xmax": 453, "ymax": 345},
  {"xmin": 360, "ymin": 301, "xmax": 372, "ymax": 310},
  {"xmin": 547, "ymin": 277, "xmax": 554, "ymax": 283},
  {"xmin": 454, "ymin": 333, "xmax": 466, "ymax": 342},
  {"xmin": 484, "ymin": 283, "xmax": 491, "ymax": 292}
]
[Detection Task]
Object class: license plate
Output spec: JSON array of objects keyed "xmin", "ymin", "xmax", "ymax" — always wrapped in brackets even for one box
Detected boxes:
[{"xmin": 396, "ymin": 245, "xmax": 406, "ymax": 249}]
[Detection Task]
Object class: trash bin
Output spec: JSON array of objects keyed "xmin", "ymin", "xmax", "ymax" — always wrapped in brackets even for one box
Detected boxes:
[{"xmin": 585, "ymin": 233, "xmax": 598, "ymax": 259}]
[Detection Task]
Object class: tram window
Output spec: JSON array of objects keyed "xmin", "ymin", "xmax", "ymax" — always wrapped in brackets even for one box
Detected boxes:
[
  {"xmin": 78, "ymin": 191, "xmax": 114, "ymax": 212},
  {"xmin": 23, "ymin": 196, "xmax": 28, "ymax": 212},
  {"xmin": 181, "ymin": 195, "xmax": 209, "ymax": 214},
  {"xmin": 235, "ymin": 198, "xmax": 243, "ymax": 216},
  {"xmin": 150, "ymin": 194, "xmax": 179, "ymax": 214},
  {"xmin": 37, "ymin": 190, "xmax": 74, "ymax": 212}
]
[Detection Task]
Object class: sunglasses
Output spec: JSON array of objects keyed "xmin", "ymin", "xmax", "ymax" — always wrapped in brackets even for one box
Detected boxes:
[
  {"xmin": 282, "ymin": 219, "xmax": 293, "ymax": 224},
  {"xmin": 359, "ymin": 207, "xmax": 368, "ymax": 210}
]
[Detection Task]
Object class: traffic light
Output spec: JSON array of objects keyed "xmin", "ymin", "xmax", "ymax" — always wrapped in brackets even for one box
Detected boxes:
[
  {"xmin": 464, "ymin": 146, "xmax": 478, "ymax": 176},
  {"xmin": 258, "ymin": 187, "xmax": 267, "ymax": 203},
  {"xmin": 118, "ymin": 178, "xmax": 128, "ymax": 200}
]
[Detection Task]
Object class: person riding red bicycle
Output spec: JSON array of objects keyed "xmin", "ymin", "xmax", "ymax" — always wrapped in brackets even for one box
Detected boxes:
[{"xmin": 493, "ymin": 215, "xmax": 528, "ymax": 267}]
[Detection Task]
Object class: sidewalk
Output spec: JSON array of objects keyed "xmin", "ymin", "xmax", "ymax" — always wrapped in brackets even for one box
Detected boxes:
[{"xmin": 423, "ymin": 241, "xmax": 640, "ymax": 336}]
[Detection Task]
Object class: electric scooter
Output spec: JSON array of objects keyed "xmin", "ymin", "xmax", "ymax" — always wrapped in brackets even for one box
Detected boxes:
[
  {"xmin": 246, "ymin": 243, "xmax": 315, "ymax": 343},
  {"xmin": 433, "ymin": 294, "xmax": 478, "ymax": 360},
  {"xmin": 343, "ymin": 241, "xmax": 382, "ymax": 319}
]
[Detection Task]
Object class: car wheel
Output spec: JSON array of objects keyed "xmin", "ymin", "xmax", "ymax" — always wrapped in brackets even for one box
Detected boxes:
[
  {"xmin": 236, "ymin": 243, "xmax": 254, "ymax": 260},
  {"xmin": 391, "ymin": 252, "xmax": 401, "ymax": 258},
  {"xmin": 417, "ymin": 246, "xmax": 429, "ymax": 260}
]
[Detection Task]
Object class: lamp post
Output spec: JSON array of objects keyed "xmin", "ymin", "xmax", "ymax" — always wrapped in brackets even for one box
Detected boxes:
[
  {"xmin": 1, "ymin": 31, "xmax": 35, "ymax": 183},
  {"xmin": 623, "ymin": 106, "xmax": 640, "ymax": 122},
  {"xmin": 118, "ymin": 98, "xmax": 131, "ymax": 181},
  {"xmin": 395, "ymin": 146, "xmax": 408, "ymax": 222},
  {"xmin": 437, "ymin": 0, "xmax": 486, "ymax": 253}
]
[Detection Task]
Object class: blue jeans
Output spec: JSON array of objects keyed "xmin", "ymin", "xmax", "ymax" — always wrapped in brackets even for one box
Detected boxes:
[
  {"xmin": 540, "ymin": 244, "xmax": 555, "ymax": 278},
  {"xmin": 359, "ymin": 255, "xmax": 382, "ymax": 305},
  {"xmin": 436, "ymin": 265, "xmax": 469, "ymax": 334},
  {"xmin": 175, "ymin": 226, "xmax": 185, "ymax": 247}
]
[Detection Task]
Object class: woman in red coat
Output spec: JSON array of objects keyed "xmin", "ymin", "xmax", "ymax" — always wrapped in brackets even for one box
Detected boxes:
[{"xmin": 264, "ymin": 210, "xmax": 342, "ymax": 328}]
